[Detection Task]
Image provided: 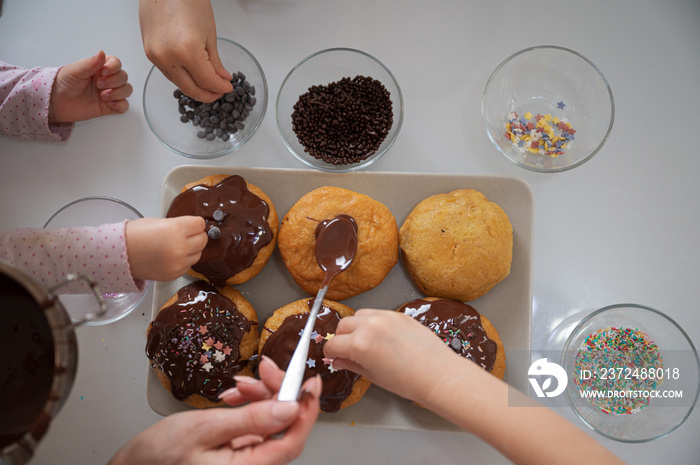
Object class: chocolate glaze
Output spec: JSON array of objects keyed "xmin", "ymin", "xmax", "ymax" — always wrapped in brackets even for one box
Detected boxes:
[
  {"xmin": 260, "ymin": 300, "xmax": 360, "ymax": 412},
  {"xmin": 146, "ymin": 281, "xmax": 254, "ymax": 402},
  {"xmin": 398, "ymin": 299, "xmax": 498, "ymax": 372},
  {"xmin": 314, "ymin": 214, "xmax": 358, "ymax": 287},
  {"xmin": 0, "ymin": 275, "xmax": 55, "ymax": 449},
  {"xmin": 166, "ymin": 175, "xmax": 273, "ymax": 287}
]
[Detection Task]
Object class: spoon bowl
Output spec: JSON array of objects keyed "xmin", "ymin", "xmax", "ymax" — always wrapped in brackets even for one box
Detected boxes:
[{"xmin": 277, "ymin": 215, "xmax": 358, "ymax": 402}]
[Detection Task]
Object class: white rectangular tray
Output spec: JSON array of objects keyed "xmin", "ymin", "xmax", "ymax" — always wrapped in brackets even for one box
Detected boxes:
[{"xmin": 147, "ymin": 166, "xmax": 533, "ymax": 432}]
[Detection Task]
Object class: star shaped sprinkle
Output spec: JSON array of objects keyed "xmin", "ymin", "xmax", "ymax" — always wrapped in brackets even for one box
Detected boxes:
[
  {"xmin": 198, "ymin": 325, "xmax": 208, "ymax": 335},
  {"xmin": 314, "ymin": 334, "xmax": 325, "ymax": 344},
  {"xmin": 557, "ymin": 101, "xmax": 566, "ymax": 109},
  {"xmin": 202, "ymin": 342, "xmax": 211, "ymax": 351},
  {"xmin": 214, "ymin": 341, "xmax": 224, "ymax": 350},
  {"xmin": 328, "ymin": 364, "xmax": 338, "ymax": 374},
  {"xmin": 223, "ymin": 346, "xmax": 232, "ymax": 356},
  {"xmin": 306, "ymin": 358, "xmax": 316, "ymax": 369},
  {"xmin": 199, "ymin": 354, "xmax": 209, "ymax": 364},
  {"xmin": 202, "ymin": 362, "xmax": 213, "ymax": 372},
  {"xmin": 204, "ymin": 337, "xmax": 215, "ymax": 346},
  {"xmin": 214, "ymin": 350, "xmax": 226, "ymax": 363},
  {"xmin": 310, "ymin": 330, "xmax": 320, "ymax": 340},
  {"xmin": 324, "ymin": 333, "xmax": 335, "ymax": 341},
  {"xmin": 523, "ymin": 111, "xmax": 533, "ymax": 120}
]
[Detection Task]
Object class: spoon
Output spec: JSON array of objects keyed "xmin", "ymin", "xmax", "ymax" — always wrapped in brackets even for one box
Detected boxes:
[{"xmin": 277, "ymin": 215, "xmax": 358, "ymax": 402}]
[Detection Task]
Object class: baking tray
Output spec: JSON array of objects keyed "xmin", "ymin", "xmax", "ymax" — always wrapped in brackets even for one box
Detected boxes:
[{"xmin": 146, "ymin": 166, "xmax": 534, "ymax": 432}]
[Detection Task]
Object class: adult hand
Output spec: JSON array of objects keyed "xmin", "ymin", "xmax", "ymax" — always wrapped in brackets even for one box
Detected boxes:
[
  {"xmin": 49, "ymin": 51, "xmax": 133, "ymax": 123},
  {"xmin": 139, "ymin": 0, "xmax": 233, "ymax": 103},
  {"xmin": 110, "ymin": 356, "xmax": 320, "ymax": 465},
  {"xmin": 323, "ymin": 308, "xmax": 459, "ymax": 404},
  {"xmin": 125, "ymin": 216, "xmax": 208, "ymax": 282}
]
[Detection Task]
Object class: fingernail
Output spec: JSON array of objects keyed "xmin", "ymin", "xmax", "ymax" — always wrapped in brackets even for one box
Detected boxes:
[
  {"xmin": 233, "ymin": 375, "xmax": 258, "ymax": 385},
  {"xmin": 300, "ymin": 375, "xmax": 322, "ymax": 402},
  {"xmin": 261, "ymin": 355, "xmax": 279, "ymax": 369},
  {"xmin": 271, "ymin": 401, "xmax": 299, "ymax": 423},
  {"xmin": 312, "ymin": 375, "xmax": 322, "ymax": 396},
  {"xmin": 218, "ymin": 387, "xmax": 239, "ymax": 400}
]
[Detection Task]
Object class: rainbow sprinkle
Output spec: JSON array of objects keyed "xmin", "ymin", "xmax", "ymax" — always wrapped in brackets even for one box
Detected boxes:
[
  {"xmin": 505, "ymin": 111, "xmax": 576, "ymax": 157},
  {"xmin": 574, "ymin": 327, "xmax": 663, "ymax": 415}
]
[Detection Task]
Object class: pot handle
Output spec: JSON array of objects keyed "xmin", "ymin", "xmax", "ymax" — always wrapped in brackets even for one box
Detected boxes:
[{"xmin": 44, "ymin": 274, "xmax": 107, "ymax": 327}]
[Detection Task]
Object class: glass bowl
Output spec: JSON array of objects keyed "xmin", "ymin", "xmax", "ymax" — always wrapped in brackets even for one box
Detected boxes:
[
  {"xmin": 143, "ymin": 37, "xmax": 268, "ymax": 159},
  {"xmin": 44, "ymin": 197, "xmax": 152, "ymax": 325},
  {"xmin": 482, "ymin": 46, "xmax": 614, "ymax": 172},
  {"xmin": 276, "ymin": 48, "xmax": 404, "ymax": 172},
  {"xmin": 561, "ymin": 304, "xmax": 700, "ymax": 442}
]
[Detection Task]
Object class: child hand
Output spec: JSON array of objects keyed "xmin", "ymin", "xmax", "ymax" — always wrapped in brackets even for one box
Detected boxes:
[
  {"xmin": 323, "ymin": 309, "xmax": 461, "ymax": 404},
  {"xmin": 125, "ymin": 216, "xmax": 208, "ymax": 282},
  {"xmin": 49, "ymin": 50, "xmax": 133, "ymax": 123},
  {"xmin": 139, "ymin": 0, "xmax": 233, "ymax": 103}
]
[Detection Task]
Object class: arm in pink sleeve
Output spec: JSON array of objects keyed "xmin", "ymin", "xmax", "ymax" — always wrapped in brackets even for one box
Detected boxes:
[
  {"xmin": 0, "ymin": 61, "xmax": 74, "ymax": 142},
  {"xmin": 0, "ymin": 221, "xmax": 144, "ymax": 294}
]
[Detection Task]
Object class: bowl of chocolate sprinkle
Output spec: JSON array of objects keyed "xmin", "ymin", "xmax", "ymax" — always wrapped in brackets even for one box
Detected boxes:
[{"xmin": 276, "ymin": 48, "xmax": 403, "ymax": 172}]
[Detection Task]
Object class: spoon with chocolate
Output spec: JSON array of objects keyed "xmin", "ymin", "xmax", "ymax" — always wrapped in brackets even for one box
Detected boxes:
[{"xmin": 277, "ymin": 214, "xmax": 358, "ymax": 402}]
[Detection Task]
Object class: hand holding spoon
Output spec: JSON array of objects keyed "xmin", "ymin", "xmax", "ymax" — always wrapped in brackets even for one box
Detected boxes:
[{"xmin": 277, "ymin": 215, "xmax": 358, "ymax": 402}]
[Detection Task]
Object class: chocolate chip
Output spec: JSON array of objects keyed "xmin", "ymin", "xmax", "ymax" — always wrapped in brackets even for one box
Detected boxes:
[
  {"xmin": 213, "ymin": 209, "xmax": 224, "ymax": 222},
  {"xmin": 208, "ymin": 226, "xmax": 221, "ymax": 240}
]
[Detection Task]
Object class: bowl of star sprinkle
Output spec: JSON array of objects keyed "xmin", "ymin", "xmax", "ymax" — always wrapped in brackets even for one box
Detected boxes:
[{"xmin": 482, "ymin": 45, "xmax": 614, "ymax": 172}]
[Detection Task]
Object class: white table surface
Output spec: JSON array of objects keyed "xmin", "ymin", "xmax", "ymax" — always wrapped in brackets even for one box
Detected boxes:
[{"xmin": 1, "ymin": 0, "xmax": 699, "ymax": 464}]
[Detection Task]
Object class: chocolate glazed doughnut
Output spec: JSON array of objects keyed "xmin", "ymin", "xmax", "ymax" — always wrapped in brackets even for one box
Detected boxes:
[
  {"xmin": 259, "ymin": 298, "xmax": 371, "ymax": 412},
  {"xmin": 166, "ymin": 174, "xmax": 279, "ymax": 286},
  {"xmin": 146, "ymin": 280, "xmax": 259, "ymax": 408},
  {"xmin": 397, "ymin": 297, "xmax": 506, "ymax": 380}
]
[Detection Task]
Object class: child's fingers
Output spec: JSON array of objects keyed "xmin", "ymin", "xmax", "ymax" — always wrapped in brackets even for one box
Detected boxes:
[
  {"xmin": 101, "ymin": 83, "xmax": 133, "ymax": 102},
  {"xmin": 97, "ymin": 70, "xmax": 130, "ymax": 91},
  {"xmin": 174, "ymin": 215, "xmax": 207, "ymax": 235},
  {"xmin": 100, "ymin": 55, "xmax": 124, "ymax": 77},
  {"xmin": 167, "ymin": 65, "xmax": 224, "ymax": 103},
  {"xmin": 186, "ymin": 230, "xmax": 208, "ymax": 254},
  {"xmin": 106, "ymin": 99, "xmax": 130, "ymax": 114}
]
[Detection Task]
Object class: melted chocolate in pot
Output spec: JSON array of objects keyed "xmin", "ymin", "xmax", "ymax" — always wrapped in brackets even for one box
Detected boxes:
[
  {"xmin": 398, "ymin": 299, "xmax": 498, "ymax": 372},
  {"xmin": 0, "ymin": 274, "xmax": 55, "ymax": 449},
  {"xmin": 261, "ymin": 301, "xmax": 360, "ymax": 412},
  {"xmin": 146, "ymin": 281, "xmax": 254, "ymax": 402},
  {"xmin": 166, "ymin": 175, "xmax": 272, "ymax": 287}
]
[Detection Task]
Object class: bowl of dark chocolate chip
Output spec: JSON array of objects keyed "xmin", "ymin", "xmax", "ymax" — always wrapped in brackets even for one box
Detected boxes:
[
  {"xmin": 276, "ymin": 48, "xmax": 404, "ymax": 172},
  {"xmin": 143, "ymin": 37, "xmax": 268, "ymax": 159}
]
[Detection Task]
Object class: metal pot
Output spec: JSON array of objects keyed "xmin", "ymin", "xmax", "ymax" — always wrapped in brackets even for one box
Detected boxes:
[{"xmin": 0, "ymin": 260, "xmax": 104, "ymax": 465}]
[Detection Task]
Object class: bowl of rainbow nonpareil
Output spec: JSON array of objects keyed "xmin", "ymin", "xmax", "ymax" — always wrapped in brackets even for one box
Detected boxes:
[
  {"xmin": 561, "ymin": 304, "xmax": 700, "ymax": 442},
  {"xmin": 482, "ymin": 45, "xmax": 614, "ymax": 172}
]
